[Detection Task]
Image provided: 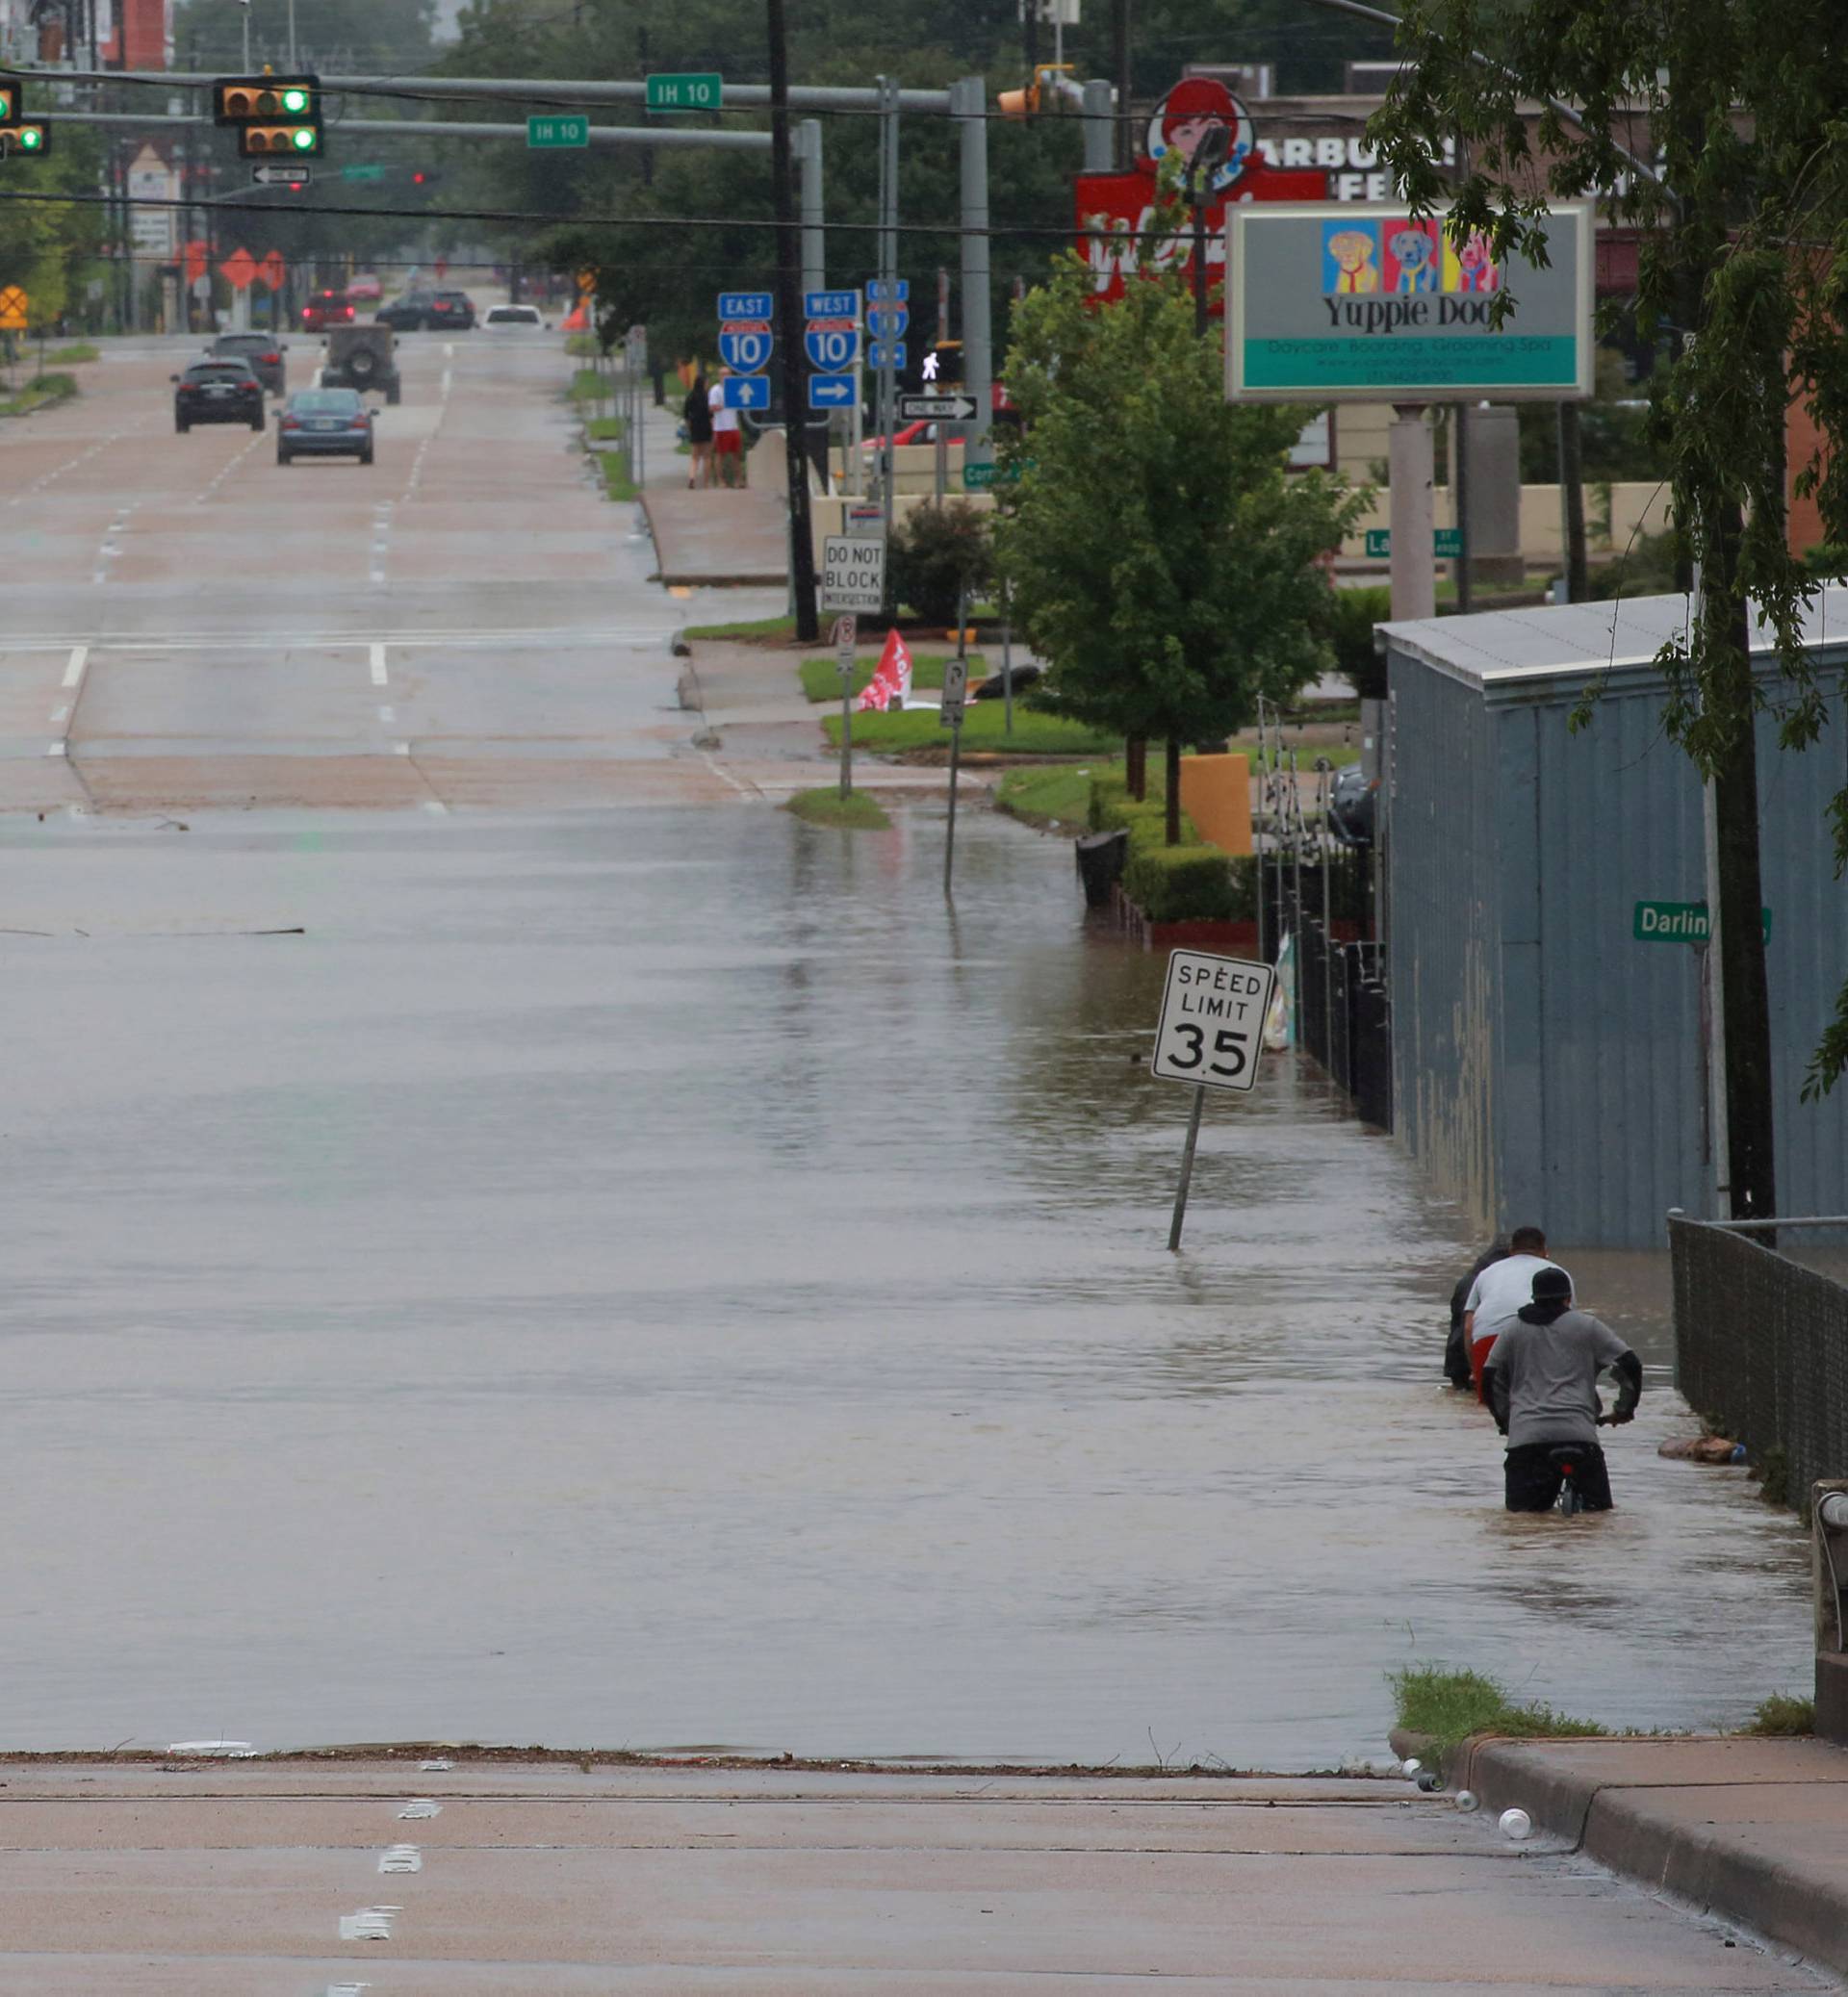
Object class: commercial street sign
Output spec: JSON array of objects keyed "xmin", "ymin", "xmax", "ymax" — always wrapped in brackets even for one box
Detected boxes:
[
  {"xmin": 1226, "ymin": 200, "xmax": 1595, "ymax": 403},
  {"xmin": 1365, "ymin": 526, "xmax": 1462, "ymax": 558},
  {"xmin": 808, "ymin": 374, "xmax": 856, "ymax": 409},
  {"xmin": 1633, "ymin": 900, "xmax": 1772, "ymax": 944},
  {"xmin": 645, "ymin": 72, "xmax": 722, "ymax": 112},
  {"xmin": 938, "ymin": 655, "xmax": 968, "ymax": 730},
  {"xmin": 722, "ymin": 374, "xmax": 769, "ymax": 410},
  {"xmin": 900, "ymin": 393, "xmax": 978, "ymax": 423},
  {"xmin": 527, "ymin": 114, "xmax": 589, "ymax": 149},
  {"xmin": 717, "ymin": 290, "xmax": 773, "ymax": 320},
  {"xmin": 718, "ymin": 320, "xmax": 773, "ymax": 372},
  {"xmin": 820, "ymin": 531, "xmax": 886, "ymax": 614},
  {"xmin": 868, "ymin": 340, "xmax": 907, "ymax": 371},
  {"xmin": 963, "ymin": 460, "xmax": 1030, "ymax": 490},
  {"xmin": 1151, "ymin": 951, "xmax": 1276, "ymax": 1092},
  {"xmin": 251, "ymin": 163, "xmax": 311, "ymax": 185},
  {"xmin": 803, "ymin": 320, "xmax": 860, "ymax": 370}
]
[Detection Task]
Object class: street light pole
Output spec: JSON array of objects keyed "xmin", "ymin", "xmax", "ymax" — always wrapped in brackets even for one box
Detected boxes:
[
  {"xmin": 767, "ymin": 0, "xmax": 819, "ymax": 642},
  {"xmin": 1185, "ymin": 125, "xmax": 1230, "ymax": 339}
]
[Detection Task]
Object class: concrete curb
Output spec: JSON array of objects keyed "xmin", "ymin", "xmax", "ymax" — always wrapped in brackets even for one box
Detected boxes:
[{"xmin": 1455, "ymin": 1736, "xmax": 1848, "ymax": 1980}]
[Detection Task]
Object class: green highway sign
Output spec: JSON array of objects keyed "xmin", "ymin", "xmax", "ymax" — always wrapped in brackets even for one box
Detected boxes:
[
  {"xmin": 527, "ymin": 114, "xmax": 589, "ymax": 149},
  {"xmin": 963, "ymin": 460, "xmax": 1031, "ymax": 490},
  {"xmin": 340, "ymin": 164, "xmax": 386, "ymax": 182},
  {"xmin": 1633, "ymin": 900, "xmax": 1772, "ymax": 943},
  {"xmin": 1365, "ymin": 527, "xmax": 1462, "ymax": 558},
  {"xmin": 645, "ymin": 72, "xmax": 723, "ymax": 112}
]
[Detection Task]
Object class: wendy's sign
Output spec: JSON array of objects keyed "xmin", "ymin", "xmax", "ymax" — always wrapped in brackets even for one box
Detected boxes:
[{"xmin": 1075, "ymin": 76, "xmax": 1325, "ymax": 306}]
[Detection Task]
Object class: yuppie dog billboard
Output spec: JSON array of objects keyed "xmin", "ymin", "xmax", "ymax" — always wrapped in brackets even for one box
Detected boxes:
[{"xmin": 1225, "ymin": 202, "xmax": 1595, "ymax": 402}]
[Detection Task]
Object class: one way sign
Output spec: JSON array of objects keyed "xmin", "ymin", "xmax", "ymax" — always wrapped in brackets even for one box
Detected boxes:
[{"xmin": 898, "ymin": 393, "xmax": 979, "ymax": 423}]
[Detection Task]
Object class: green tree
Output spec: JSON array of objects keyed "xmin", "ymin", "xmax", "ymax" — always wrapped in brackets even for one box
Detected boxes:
[
  {"xmin": 0, "ymin": 125, "xmax": 106, "ymax": 333},
  {"xmin": 1370, "ymin": 0, "xmax": 1848, "ymax": 1218},
  {"xmin": 997, "ymin": 247, "xmax": 1364, "ymax": 843}
]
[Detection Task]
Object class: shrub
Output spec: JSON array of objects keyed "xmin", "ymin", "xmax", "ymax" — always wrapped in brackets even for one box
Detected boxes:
[
  {"xmin": 1122, "ymin": 843, "xmax": 1240, "ymax": 922},
  {"xmin": 1583, "ymin": 525, "xmax": 1686, "ymax": 602},
  {"xmin": 891, "ymin": 500, "xmax": 992, "ymax": 625},
  {"xmin": 1325, "ymin": 585, "xmax": 1391, "ymax": 701},
  {"xmin": 1743, "ymin": 1692, "xmax": 1814, "ymax": 1735}
]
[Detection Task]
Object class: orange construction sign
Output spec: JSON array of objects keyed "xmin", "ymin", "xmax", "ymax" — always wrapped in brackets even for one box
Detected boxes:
[
  {"xmin": 256, "ymin": 249, "xmax": 287, "ymax": 291},
  {"xmin": 182, "ymin": 240, "xmax": 210, "ymax": 285},
  {"xmin": 0, "ymin": 284, "xmax": 27, "ymax": 332},
  {"xmin": 219, "ymin": 246, "xmax": 258, "ymax": 292}
]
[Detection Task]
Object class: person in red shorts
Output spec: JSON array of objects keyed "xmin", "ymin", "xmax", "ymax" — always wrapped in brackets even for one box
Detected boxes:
[{"xmin": 709, "ymin": 369, "xmax": 745, "ymax": 488}]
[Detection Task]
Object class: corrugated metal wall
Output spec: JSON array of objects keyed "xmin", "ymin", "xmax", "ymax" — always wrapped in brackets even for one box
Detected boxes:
[
  {"xmin": 1389, "ymin": 644, "xmax": 1848, "ymax": 1248},
  {"xmin": 1388, "ymin": 658, "xmax": 1502, "ymax": 1232}
]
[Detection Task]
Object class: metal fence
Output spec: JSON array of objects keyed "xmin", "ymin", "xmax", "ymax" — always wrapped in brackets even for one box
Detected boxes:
[{"xmin": 1670, "ymin": 1213, "xmax": 1848, "ymax": 1507}]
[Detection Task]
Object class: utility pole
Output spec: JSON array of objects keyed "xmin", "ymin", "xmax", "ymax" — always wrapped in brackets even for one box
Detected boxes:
[
  {"xmin": 767, "ymin": 0, "xmax": 819, "ymax": 642},
  {"xmin": 1112, "ymin": 0, "xmax": 1132, "ymax": 169}
]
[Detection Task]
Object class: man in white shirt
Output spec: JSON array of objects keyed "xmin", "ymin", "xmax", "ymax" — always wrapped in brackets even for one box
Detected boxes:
[
  {"xmin": 708, "ymin": 370, "xmax": 744, "ymax": 488},
  {"xmin": 1463, "ymin": 1226, "xmax": 1570, "ymax": 1401}
]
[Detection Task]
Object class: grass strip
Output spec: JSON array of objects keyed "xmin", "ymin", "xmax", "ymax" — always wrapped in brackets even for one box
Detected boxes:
[
  {"xmin": 1389, "ymin": 1667, "xmax": 1606, "ymax": 1768},
  {"xmin": 995, "ymin": 760, "xmax": 1107, "ymax": 829},
  {"xmin": 0, "ymin": 371, "xmax": 78, "ymax": 418},
  {"xmin": 585, "ymin": 415, "xmax": 626, "ymax": 443},
  {"xmin": 683, "ymin": 613, "xmax": 800, "ymax": 642},
  {"xmin": 784, "ymin": 786, "xmax": 891, "ymax": 830},
  {"xmin": 797, "ymin": 653, "xmax": 984, "ymax": 703},
  {"xmin": 598, "ymin": 452, "xmax": 636, "ymax": 502},
  {"xmin": 43, "ymin": 343, "xmax": 99, "ymax": 365},
  {"xmin": 822, "ymin": 704, "xmax": 1119, "ymax": 756}
]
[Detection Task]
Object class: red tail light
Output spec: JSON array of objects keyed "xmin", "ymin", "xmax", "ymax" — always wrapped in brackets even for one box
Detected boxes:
[{"xmin": 262, "ymin": 351, "xmax": 280, "ymax": 364}]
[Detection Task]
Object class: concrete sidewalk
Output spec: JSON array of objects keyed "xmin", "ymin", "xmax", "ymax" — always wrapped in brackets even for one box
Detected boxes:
[
  {"xmin": 1456, "ymin": 1734, "xmax": 1848, "ymax": 1981},
  {"xmin": 0, "ymin": 1755, "xmax": 1829, "ymax": 1991}
]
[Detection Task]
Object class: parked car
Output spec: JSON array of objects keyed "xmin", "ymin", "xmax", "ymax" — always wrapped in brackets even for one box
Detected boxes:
[
  {"xmin": 1327, "ymin": 763, "xmax": 1377, "ymax": 846},
  {"xmin": 482, "ymin": 303, "xmax": 547, "ymax": 330},
  {"xmin": 320, "ymin": 323, "xmax": 400, "ymax": 405},
  {"xmin": 427, "ymin": 289, "xmax": 475, "ymax": 330},
  {"xmin": 301, "ymin": 288, "xmax": 355, "ymax": 331},
  {"xmin": 276, "ymin": 386, "xmax": 374, "ymax": 467},
  {"xmin": 207, "ymin": 331, "xmax": 288, "ymax": 397},
  {"xmin": 172, "ymin": 358, "xmax": 266, "ymax": 433},
  {"xmin": 344, "ymin": 272, "xmax": 383, "ymax": 302}
]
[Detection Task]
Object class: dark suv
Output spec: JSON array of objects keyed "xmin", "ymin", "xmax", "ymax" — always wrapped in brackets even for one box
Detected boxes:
[
  {"xmin": 427, "ymin": 289, "xmax": 475, "ymax": 330},
  {"xmin": 208, "ymin": 331, "xmax": 289, "ymax": 397},
  {"xmin": 321, "ymin": 324, "xmax": 401, "ymax": 405},
  {"xmin": 376, "ymin": 288, "xmax": 475, "ymax": 332},
  {"xmin": 172, "ymin": 359, "xmax": 266, "ymax": 433},
  {"xmin": 374, "ymin": 291, "xmax": 435, "ymax": 331}
]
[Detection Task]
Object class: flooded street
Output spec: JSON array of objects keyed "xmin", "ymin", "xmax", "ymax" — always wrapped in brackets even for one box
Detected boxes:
[{"xmin": 0, "ymin": 801, "xmax": 1811, "ymax": 1765}]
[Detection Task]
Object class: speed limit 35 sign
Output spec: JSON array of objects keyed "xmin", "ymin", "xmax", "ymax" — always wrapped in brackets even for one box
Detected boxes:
[{"xmin": 1151, "ymin": 950, "xmax": 1275, "ymax": 1092}]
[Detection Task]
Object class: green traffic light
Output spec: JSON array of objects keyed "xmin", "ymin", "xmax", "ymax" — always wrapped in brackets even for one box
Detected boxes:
[
  {"xmin": 281, "ymin": 86, "xmax": 309, "ymax": 113},
  {"xmin": 290, "ymin": 126, "xmax": 315, "ymax": 151},
  {"xmin": 18, "ymin": 126, "xmax": 42, "ymax": 151}
]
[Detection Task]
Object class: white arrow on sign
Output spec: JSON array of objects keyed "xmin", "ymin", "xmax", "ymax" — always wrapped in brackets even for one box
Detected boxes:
[
  {"xmin": 250, "ymin": 164, "xmax": 312, "ymax": 186},
  {"xmin": 898, "ymin": 394, "xmax": 978, "ymax": 423}
]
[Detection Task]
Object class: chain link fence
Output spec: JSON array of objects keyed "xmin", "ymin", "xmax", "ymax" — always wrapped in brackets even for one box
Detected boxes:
[{"xmin": 1669, "ymin": 1213, "xmax": 1848, "ymax": 1508}]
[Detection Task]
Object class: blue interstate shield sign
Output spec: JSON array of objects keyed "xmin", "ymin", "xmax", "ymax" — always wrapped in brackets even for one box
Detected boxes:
[
  {"xmin": 718, "ymin": 322, "xmax": 773, "ymax": 372},
  {"xmin": 803, "ymin": 321, "xmax": 860, "ymax": 371}
]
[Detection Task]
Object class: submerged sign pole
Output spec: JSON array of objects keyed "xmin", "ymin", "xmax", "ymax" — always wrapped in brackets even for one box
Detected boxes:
[
  {"xmin": 1151, "ymin": 950, "xmax": 1276, "ymax": 1250},
  {"xmin": 834, "ymin": 613, "xmax": 857, "ymax": 800},
  {"xmin": 939, "ymin": 620, "xmax": 968, "ymax": 897}
]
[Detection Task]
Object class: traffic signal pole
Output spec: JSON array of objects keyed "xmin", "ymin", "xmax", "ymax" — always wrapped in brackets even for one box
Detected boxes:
[
  {"xmin": 767, "ymin": 0, "xmax": 818, "ymax": 644},
  {"xmin": 951, "ymin": 75, "xmax": 992, "ymax": 479}
]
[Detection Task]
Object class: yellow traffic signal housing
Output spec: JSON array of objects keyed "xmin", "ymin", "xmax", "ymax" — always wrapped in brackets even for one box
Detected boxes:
[
  {"xmin": 997, "ymin": 64, "xmax": 1073, "ymax": 118},
  {"xmin": 238, "ymin": 122, "xmax": 321, "ymax": 158},
  {"xmin": 214, "ymin": 74, "xmax": 320, "ymax": 124},
  {"xmin": 1, "ymin": 120, "xmax": 49, "ymax": 158},
  {"xmin": 0, "ymin": 74, "xmax": 21, "ymax": 126},
  {"xmin": 997, "ymin": 79, "xmax": 1040, "ymax": 118}
]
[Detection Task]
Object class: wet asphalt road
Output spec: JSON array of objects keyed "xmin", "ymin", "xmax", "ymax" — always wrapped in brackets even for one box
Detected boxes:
[{"xmin": 0, "ymin": 331, "xmax": 1814, "ymax": 1767}]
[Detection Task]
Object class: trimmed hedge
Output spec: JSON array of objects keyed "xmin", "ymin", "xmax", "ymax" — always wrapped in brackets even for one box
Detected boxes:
[
  {"xmin": 1088, "ymin": 776, "xmax": 1197, "ymax": 848},
  {"xmin": 1092, "ymin": 773, "xmax": 1261, "ymax": 921}
]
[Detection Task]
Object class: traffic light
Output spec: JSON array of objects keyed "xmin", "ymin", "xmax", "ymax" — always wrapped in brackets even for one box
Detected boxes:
[
  {"xmin": 4, "ymin": 121, "xmax": 49, "ymax": 157},
  {"xmin": 213, "ymin": 72, "xmax": 322, "ymax": 158},
  {"xmin": 997, "ymin": 64, "xmax": 1073, "ymax": 117},
  {"xmin": 0, "ymin": 73, "xmax": 20, "ymax": 125}
]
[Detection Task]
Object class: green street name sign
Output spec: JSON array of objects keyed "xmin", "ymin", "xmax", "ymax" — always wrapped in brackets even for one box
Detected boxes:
[
  {"xmin": 1365, "ymin": 526, "xmax": 1462, "ymax": 558},
  {"xmin": 340, "ymin": 164, "xmax": 386, "ymax": 182},
  {"xmin": 645, "ymin": 72, "xmax": 723, "ymax": 112},
  {"xmin": 1632, "ymin": 899, "xmax": 1773, "ymax": 943},
  {"xmin": 527, "ymin": 114, "xmax": 589, "ymax": 149},
  {"xmin": 963, "ymin": 460, "xmax": 1031, "ymax": 490}
]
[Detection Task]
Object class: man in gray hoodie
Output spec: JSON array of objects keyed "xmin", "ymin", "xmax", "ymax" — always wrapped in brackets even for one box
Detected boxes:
[{"xmin": 1483, "ymin": 1267, "xmax": 1643, "ymax": 1511}]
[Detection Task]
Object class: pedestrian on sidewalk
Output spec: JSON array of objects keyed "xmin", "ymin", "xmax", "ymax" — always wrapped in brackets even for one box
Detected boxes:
[
  {"xmin": 1461, "ymin": 1225, "xmax": 1569, "ymax": 1401},
  {"xmin": 710, "ymin": 370, "xmax": 743, "ymax": 489},
  {"xmin": 1483, "ymin": 1267, "xmax": 1641, "ymax": 1511},
  {"xmin": 684, "ymin": 370, "xmax": 714, "ymax": 489}
]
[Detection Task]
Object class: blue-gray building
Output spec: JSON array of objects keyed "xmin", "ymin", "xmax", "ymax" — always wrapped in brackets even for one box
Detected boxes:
[{"xmin": 1380, "ymin": 591, "xmax": 1848, "ymax": 1248}]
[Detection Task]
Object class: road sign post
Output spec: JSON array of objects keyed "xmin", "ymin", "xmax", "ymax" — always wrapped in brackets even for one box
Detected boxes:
[
  {"xmin": 527, "ymin": 114, "xmax": 588, "ymax": 148},
  {"xmin": 834, "ymin": 614, "xmax": 857, "ymax": 799},
  {"xmin": 1150, "ymin": 950, "xmax": 1277, "ymax": 1250},
  {"xmin": 940, "ymin": 646, "xmax": 968, "ymax": 897}
]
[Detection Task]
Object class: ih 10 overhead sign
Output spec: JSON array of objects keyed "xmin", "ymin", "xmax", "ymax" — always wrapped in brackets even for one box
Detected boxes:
[{"xmin": 1225, "ymin": 201, "xmax": 1594, "ymax": 403}]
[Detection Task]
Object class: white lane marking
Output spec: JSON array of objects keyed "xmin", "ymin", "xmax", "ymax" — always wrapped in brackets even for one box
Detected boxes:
[
  {"xmin": 45, "ymin": 741, "xmax": 65, "ymax": 757},
  {"xmin": 443, "ymin": 343, "xmax": 454, "ymax": 357},
  {"xmin": 393, "ymin": 740, "xmax": 411, "ymax": 755},
  {"xmin": 377, "ymin": 704, "xmax": 395, "ymax": 723},
  {"xmin": 4, "ymin": 414, "xmax": 154, "ymax": 509},
  {"xmin": 63, "ymin": 646, "xmax": 90, "ymax": 689},
  {"xmin": 377, "ymin": 1844, "xmax": 423, "ymax": 1874},
  {"xmin": 370, "ymin": 642, "xmax": 388, "ymax": 686},
  {"xmin": 422, "ymin": 798, "xmax": 449, "ymax": 815},
  {"xmin": 49, "ymin": 704, "xmax": 68, "ymax": 726},
  {"xmin": 193, "ymin": 430, "xmax": 266, "ymax": 506},
  {"xmin": 441, "ymin": 368, "xmax": 451, "ymax": 395}
]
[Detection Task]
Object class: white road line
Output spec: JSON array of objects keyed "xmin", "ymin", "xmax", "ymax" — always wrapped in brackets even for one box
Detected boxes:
[
  {"xmin": 370, "ymin": 642, "xmax": 388, "ymax": 686},
  {"xmin": 422, "ymin": 798, "xmax": 449, "ymax": 815},
  {"xmin": 44, "ymin": 741, "xmax": 65, "ymax": 758},
  {"xmin": 377, "ymin": 704, "xmax": 395, "ymax": 723},
  {"xmin": 444, "ymin": 342, "xmax": 454, "ymax": 357},
  {"xmin": 48, "ymin": 704, "xmax": 68, "ymax": 726},
  {"xmin": 441, "ymin": 368, "xmax": 451, "ymax": 395},
  {"xmin": 62, "ymin": 645, "xmax": 89, "ymax": 689},
  {"xmin": 393, "ymin": 740, "xmax": 411, "ymax": 755}
]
